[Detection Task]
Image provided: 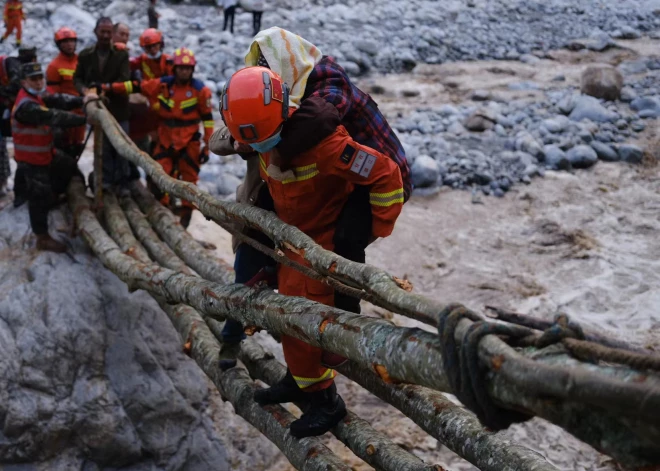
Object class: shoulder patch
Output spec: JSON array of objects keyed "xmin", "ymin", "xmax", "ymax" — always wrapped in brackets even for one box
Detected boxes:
[
  {"xmin": 160, "ymin": 75, "xmax": 175, "ymax": 85},
  {"xmin": 190, "ymin": 78, "xmax": 204, "ymax": 91},
  {"xmin": 340, "ymin": 144, "xmax": 356, "ymax": 164},
  {"xmin": 350, "ymin": 150, "xmax": 377, "ymax": 178}
]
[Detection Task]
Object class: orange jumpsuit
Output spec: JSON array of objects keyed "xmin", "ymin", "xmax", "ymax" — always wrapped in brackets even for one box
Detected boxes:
[
  {"xmin": 46, "ymin": 52, "xmax": 85, "ymax": 149},
  {"xmin": 259, "ymin": 125, "xmax": 404, "ymax": 392},
  {"xmin": 2, "ymin": 0, "xmax": 23, "ymax": 44},
  {"xmin": 108, "ymin": 76, "xmax": 214, "ymax": 207}
]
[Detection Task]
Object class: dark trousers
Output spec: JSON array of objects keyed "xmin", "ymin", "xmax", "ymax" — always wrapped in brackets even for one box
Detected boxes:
[
  {"xmin": 223, "ymin": 6, "xmax": 236, "ymax": 33},
  {"xmin": 102, "ymin": 120, "xmax": 138, "ymax": 187},
  {"xmin": 252, "ymin": 11, "xmax": 263, "ymax": 36},
  {"xmin": 221, "ymin": 186, "xmax": 372, "ymax": 343},
  {"xmin": 20, "ymin": 152, "xmax": 79, "ymax": 235}
]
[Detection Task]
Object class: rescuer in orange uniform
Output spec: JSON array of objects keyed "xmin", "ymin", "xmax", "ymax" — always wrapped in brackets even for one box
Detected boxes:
[
  {"xmin": 103, "ymin": 48, "xmax": 214, "ymax": 227},
  {"xmin": 221, "ymin": 66, "xmax": 404, "ymax": 438},
  {"xmin": 46, "ymin": 27, "xmax": 86, "ymax": 158},
  {"xmin": 0, "ymin": 0, "xmax": 24, "ymax": 47},
  {"xmin": 127, "ymin": 28, "xmax": 173, "ymax": 153}
]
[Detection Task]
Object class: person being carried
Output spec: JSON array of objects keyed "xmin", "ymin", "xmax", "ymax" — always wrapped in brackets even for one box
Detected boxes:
[
  {"xmin": 103, "ymin": 47, "xmax": 214, "ymax": 228},
  {"xmin": 46, "ymin": 27, "xmax": 86, "ymax": 159},
  {"xmin": 221, "ymin": 66, "xmax": 404, "ymax": 438},
  {"xmin": 0, "ymin": 0, "xmax": 24, "ymax": 47},
  {"xmin": 13, "ymin": 62, "xmax": 97, "ymax": 252},
  {"xmin": 211, "ymin": 27, "xmax": 411, "ymax": 368}
]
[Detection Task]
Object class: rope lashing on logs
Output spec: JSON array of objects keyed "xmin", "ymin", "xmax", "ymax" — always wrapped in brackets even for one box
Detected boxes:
[{"xmin": 440, "ymin": 305, "xmax": 660, "ymax": 430}]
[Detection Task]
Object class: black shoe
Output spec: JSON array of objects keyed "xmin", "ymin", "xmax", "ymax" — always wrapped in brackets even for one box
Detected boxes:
[
  {"xmin": 289, "ymin": 382, "xmax": 347, "ymax": 438},
  {"xmin": 254, "ymin": 369, "xmax": 307, "ymax": 405},
  {"xmin": 218, "ymin": 341, "xmax": 241, "ymax": 370}
]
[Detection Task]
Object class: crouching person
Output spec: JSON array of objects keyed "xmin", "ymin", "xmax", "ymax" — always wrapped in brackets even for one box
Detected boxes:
[
  {"xmin": 12, "ymin": 62, "xmax": 96, "ymax": 252},
  {"xmin": 221, "ymin": 67, "xmax": 404, "ymax": 438}
]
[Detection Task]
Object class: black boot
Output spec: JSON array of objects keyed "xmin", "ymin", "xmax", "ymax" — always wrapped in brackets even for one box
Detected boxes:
[
  {"xmin": 254, "ymin": 369, "xmax": 307, "ymax": 405},
  {"xmin": 218, "ymin": 341, "xmax": 241, "ymax": 371},
  {"xmin": 289, "ymin": 382, "xmax": 347, "ymax": 438}
]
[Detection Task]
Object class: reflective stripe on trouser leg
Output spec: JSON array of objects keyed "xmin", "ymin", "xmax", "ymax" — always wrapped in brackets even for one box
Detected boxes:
[{"xmin": 282, "ymin": 334, "xmax": 336, "ymax": 391}]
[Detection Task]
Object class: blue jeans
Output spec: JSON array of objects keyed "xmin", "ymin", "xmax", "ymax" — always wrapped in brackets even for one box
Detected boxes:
[{"xmin": 221, "ymin": 242, "xmax": 275, "ymax": 344}]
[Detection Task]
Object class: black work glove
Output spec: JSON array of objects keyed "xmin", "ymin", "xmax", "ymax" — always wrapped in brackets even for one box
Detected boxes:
[{"xmin": 200, "ymin": 146, "xmax": 210, "ymax": 164}]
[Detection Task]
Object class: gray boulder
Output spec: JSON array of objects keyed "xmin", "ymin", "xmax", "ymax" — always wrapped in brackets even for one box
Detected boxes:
[
  {"xmin": 542, "ymin": 116, "xmax": 569, "ymax": 133},
  {"xmin": 568, "ymin": 95, "xmax": 617, "ymax": 123},
  {"xmin": 617, "ymin": 144, "xmax": 644, "ymax": 164},
  {"xmin": 566, "ymin": 145, "xmax": 598, "ymax": 168},
  {"xmin": 590, "ymin": 141, "xmax": 619, "ymax": 161},
  {"xmin": 543, "ymin": 145, "xmax": 571, "ymax": 170},
  {"xmin": 411, "ymin": 155, "xmax": 440, "ymax": 188},
  {"xmin": 464, "ymin": 109, "xmax": 496, "ymax": 132},
  {"xmin": 612, "ymin": 25, "xmax": 641, "ymax": 40},
  {"xmin": 630, "ymin": 97, "xmax": 660, "ymax": 118},
  {"xmin": 580, "ymin": 65, "xmax": 623, "ymax": 101},
  {"xmin": 471, "ymin": 89, "xmax": 491, "ymax": 101}
]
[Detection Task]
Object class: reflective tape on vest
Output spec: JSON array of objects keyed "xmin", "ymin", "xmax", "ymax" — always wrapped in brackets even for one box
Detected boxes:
[
  {"xmin": 180, "ymin": 97, "xmax": 198, "ymax": 109},
  {"xmin": 58, "ymin": 68, "xmax": 75, "ymax": 78},
  {"xmin": 14, "ymin": 143, "xmax": 52, "ymax": 153}
]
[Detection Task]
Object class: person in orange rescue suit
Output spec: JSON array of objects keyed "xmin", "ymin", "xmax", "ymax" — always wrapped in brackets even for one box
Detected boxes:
[
  {"xmin": 127, "ymin": 28, "xmax": 173, "ymax": 153},
  {"xmin": 0, "ymin": 0, "xmax": 24, "ymax": 47},
  {"xmin": 221, "ymin": 66, "xmax": 404, "ymax": 438},
  {"xmin": 103, "ymin": 47, "xmax": 214, "ymax": 228},
  {"xmin": 46, "ymin": 27, "xmax": 86, "ymax": 158}
]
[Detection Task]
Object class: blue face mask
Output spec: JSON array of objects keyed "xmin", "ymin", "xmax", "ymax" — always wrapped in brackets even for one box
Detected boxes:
[
  {"xmin": 249, "ymin": 130, "xmax": 282, "ymax": 154},
  {"xmin": 27, "ymin": 85, "xmax": 46, "ymax": 96},
  {"xmin": 147, "ymin": 51, "xmax": 162, "ymax": 60}
]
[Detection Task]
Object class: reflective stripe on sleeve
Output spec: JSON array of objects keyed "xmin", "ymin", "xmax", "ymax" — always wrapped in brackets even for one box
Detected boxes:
[
  {"xmin": 292, "ymin": 369, "xmax": 336, "ymax": 388},
  {"xmin": 370, "ymin": 188, "xmax": 404, "ymax": 207}
]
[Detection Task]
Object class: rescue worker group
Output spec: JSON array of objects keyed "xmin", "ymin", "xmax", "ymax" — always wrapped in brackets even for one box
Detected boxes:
[{"xmin": 0, "ymin": 5, "xmax": 414, "ymax": 439}]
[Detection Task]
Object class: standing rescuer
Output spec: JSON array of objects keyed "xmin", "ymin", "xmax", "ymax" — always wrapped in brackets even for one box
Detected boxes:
[
  {"xmin": 1, "ymin": 0, "xmax": 24, "ymax": 47},
  {"xmin": 13, "ymin": 62, "xmax": 97, "ymax": 252},
  {"xmin": 47, "ymin": 27, "xmax": 86, "ymax": 158},
  {"xmin": 103, "ymin": 48, "xmax": 214, "ymax": 227},
  {"xmin": 221, "ymin": 66, "xmax": 404, "ymax": 438}
]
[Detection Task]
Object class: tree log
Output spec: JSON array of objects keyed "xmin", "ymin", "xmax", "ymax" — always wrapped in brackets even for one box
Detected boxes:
[
  {"xmin": 129, "ymin": 181, "xmax": 233, "ymax": 284},
  {"xmin": 102, "ymin": 192, "xmax": 150, "ymax": 263},
  {"xmin": 118, "ymin": 194, "xmax": 194, "ymax": 275}
]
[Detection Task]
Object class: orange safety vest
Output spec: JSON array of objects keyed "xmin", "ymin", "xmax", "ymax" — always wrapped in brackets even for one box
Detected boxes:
[{"xmin": 11, "ymin": 88, "xmax": 53, "ymax": 165}]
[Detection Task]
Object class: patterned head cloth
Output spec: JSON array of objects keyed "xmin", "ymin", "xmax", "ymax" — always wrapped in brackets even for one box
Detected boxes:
[{"xmin": 245, "ymin": 27, "xmax": 323, "ymax": 108}]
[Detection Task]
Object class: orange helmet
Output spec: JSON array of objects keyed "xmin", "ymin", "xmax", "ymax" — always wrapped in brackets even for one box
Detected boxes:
[
  {"xmin": 221, "ymin": 67, "xmax": 290, "ymax": 144},
  {"xmin": 139, "ymin": 28, "xmax": 163, "ymax": 48},
  {"xmin": 54, "ymin": 27, "xmax": 77, "ymax": 43},
  {"xmin": 172, "ymin": 48, "xmax": 196, "ymax": 67}
]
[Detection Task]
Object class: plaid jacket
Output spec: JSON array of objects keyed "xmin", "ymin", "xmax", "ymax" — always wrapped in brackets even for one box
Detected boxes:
[{"xmin": 304, "ymin": 56, "xmax": 412, "ymax": 201}]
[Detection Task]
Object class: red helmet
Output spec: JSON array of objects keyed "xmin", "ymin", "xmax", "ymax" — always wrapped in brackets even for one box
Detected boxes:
[
  {"xmin": 54, "ymin": 27, "xmax": 77, "ymax": 43},
  {"xmin": 172, "ymin": 48, "xmax": 196, "ymax": 67},
  {"xmin": 221, "ymin": 67, "xmax": 290, "ymax": 144},
  {"xmin": 139, "ymin": 28, "xmax": 163, "ymax": 48}
]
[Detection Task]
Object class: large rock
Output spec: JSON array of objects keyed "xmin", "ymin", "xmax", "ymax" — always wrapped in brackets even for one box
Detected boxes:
[
  {"xmin": 617, "ymin": 144, "xmax": 644, "ymax": 164},
  {"xmin": 543, "ymin": 145, "xmax": 571, "ymax": 170},
  {"xmin": 0, "ymin": 206, "xmax": 281, "ymax": 470},
  {"xmin": 580, "ymin": 65, "xmax": 623, "ymax": 101},
  {"xmin": 411, "ymin": 155, "xmax": 440, "ymax": 188},
  {"xmin": 464, "ymin": 109, "xmax": 496, "ymax": 132},
  {"xmin": 566, "ymin": 145, "xmax": 598, "ymax": 168},
  {"xmin": 50, "ymin": 5, "xmax": 96, "ymax": 41},
  {"xmin": 568, "ymin": 95, "xmax": 617, "ymax": 123},
  {"xmin": 103, "ymin": 0, "xmax": 139, "ymax": 17},
  {"xmin": 591, "ymin": 141, "xmax": 620, "ymax": 162},
  {"xmin": 630, "ymin": 96, "xmax": 660, "ymax": 118}
]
